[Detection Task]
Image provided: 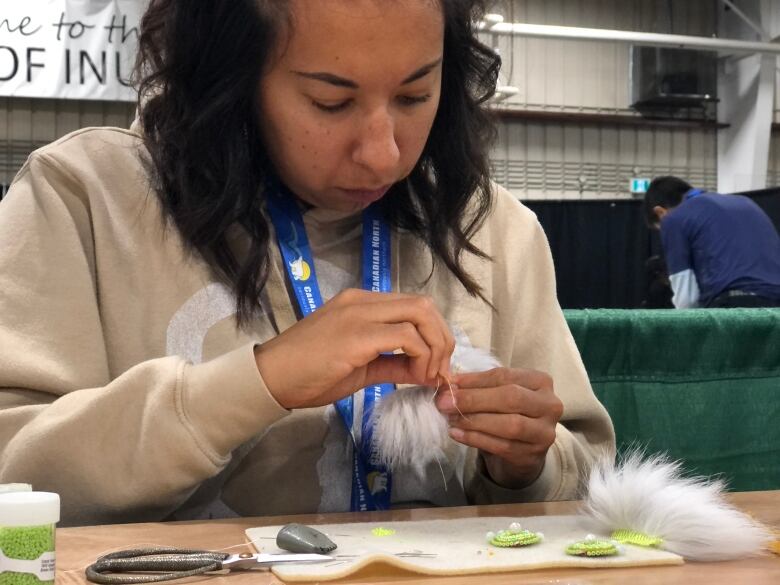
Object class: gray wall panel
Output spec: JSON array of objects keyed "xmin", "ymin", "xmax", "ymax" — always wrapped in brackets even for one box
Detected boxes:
[
  {"xmin": 1, "ymin": 97, "xmax": 135, "ymax": 184},
  {"xmin": 487, "ymin": 0, "xmax": 731, "ymax": 198}
]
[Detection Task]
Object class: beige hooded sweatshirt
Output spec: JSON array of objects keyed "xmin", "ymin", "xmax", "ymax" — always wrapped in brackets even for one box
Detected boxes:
[{"xmin": 0, "ymin": 126, "xmax": 614, "ymax": 526}]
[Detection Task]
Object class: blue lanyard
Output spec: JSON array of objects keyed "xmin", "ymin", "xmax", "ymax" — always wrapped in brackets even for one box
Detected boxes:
[{"xmin": 266, "ymin": 188, "xmax": 394, "ymax": 511}]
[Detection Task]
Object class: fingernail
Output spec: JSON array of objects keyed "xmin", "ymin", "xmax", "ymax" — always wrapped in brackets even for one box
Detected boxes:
[{"xmin": 449, "ymin": 428, "xmax": 465, "ymax": 441}]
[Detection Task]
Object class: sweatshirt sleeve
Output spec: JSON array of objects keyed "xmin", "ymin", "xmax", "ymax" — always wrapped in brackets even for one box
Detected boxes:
[
  {"xmin": 668, "ymin": 269, "xmax": 701, "ymax": 308},
  {"xmin": 0, "ymin": 154, "xmax": 289, "ymax": 525},
  {"xmin": 660, "ymin": 215, "xmax": 701, "ymax": 308},
  {"xmin": 466, "ymin": 187, "xmax": 615, "ymax": 504}
]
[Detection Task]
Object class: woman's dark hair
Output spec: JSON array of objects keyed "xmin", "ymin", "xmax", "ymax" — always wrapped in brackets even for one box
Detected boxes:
[
  {"xmin": 135, "ymin": 0, "xmax": 500, "ymax": 326},
  {"xmin": 643, "ymin": 176, "xmax": 693, "ymax": 227}
]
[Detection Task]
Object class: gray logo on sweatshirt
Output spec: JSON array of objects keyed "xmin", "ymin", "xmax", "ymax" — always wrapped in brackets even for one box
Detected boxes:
[{"xmin": 165, "ymin": 283, "xmax": 236, "ymax": 364}]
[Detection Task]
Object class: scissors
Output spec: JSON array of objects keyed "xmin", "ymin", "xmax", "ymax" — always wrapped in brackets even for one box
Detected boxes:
[{"xmin": 84, "ymin": 547, "xmax": 333, "ymax": 584}]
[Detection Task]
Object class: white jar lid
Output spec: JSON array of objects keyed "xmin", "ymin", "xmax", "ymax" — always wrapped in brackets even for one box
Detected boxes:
[
  {"xmin": 0, "ymin": 492, "xmax": 60, "ymax": 526},
  {"xmin": 0, "ymin": 484, "xmax": 32, "ymax": 494}
]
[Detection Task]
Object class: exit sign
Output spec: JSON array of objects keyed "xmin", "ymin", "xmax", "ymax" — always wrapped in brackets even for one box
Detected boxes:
[{"xmin": 630, "ymin": 178, "xmax": 651, "ymax": 194}]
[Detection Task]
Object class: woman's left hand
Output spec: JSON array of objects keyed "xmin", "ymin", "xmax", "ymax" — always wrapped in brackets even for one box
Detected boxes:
[{"xmin": 435, "ymin": 368, "xmax": 564, "ymax": 489}]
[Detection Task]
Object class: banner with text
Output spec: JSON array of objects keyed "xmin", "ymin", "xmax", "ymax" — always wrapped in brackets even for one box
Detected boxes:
[{"xmin": 0, "ymin": 0, "xmax": 141, "ymax": 102}]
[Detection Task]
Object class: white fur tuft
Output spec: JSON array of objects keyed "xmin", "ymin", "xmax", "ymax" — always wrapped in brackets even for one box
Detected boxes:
[
  {"xmin": 371, "ymin": 386, "xmax": 448, "ymax": 474},
  {"xmin": 371, "ymin": 337, "xmax": 501, "ymax": 474},
  {"xmin": 451, "ymin": 340, "xmax": 501, "ymax": 374},
  {"xmin": 581, "ymin": 451, "xmax": 772, "ymax": 561}
]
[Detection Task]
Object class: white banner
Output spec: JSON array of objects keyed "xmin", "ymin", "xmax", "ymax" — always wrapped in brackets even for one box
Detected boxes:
[{"xmin": 0, "ymin": 0, "xmax": 142, "ymax": 102}]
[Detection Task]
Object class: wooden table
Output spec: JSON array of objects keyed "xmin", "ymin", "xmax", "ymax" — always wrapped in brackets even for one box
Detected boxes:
[{"xmin": 57, "ymin": 491, "xmax": 779, "ymax": 585}]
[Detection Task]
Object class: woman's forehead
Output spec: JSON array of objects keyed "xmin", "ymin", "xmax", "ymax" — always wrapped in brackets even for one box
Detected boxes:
[
  {"xmin": 281, "ymin": 0, "xmax": 445, "ymax": 77},
  {"xmin": 289, "ymin": 0, "xmax": 443, "ymax": 19}
]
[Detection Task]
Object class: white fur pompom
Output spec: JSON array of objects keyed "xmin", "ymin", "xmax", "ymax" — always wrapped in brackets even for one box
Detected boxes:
[
  {"xmin": 371, "ymin": 386, "xmax": 448, "ymax": 474},
  {"xmin": 581, "ymin": 451, "xmax": 772, "ymax": 561},
  {"xmin": 371, "ymin": 336, "xmax": 501, "ymax": 474}
]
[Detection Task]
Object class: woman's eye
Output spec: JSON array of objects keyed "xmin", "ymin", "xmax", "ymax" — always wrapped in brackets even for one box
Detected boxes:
[
  {"xmin": 398, "ymin": 94, "xmax": 432, "ymax": 106},
  {"xmin": 312, "ymin": 100, "xmax": 351, "ymax": 113},
  {"xmin": 311, "ymin": 94, "xmax": 431, "ymax": 113}
]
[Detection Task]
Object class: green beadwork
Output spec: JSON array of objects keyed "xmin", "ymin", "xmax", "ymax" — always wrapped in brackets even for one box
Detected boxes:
[
  {"xmin": 0, "ymin": 572, "xmax": 48, "ymax": 585},
  {"xmin": 611, "ymin": 529, "xmax": 663, "ymax": 548},
  {"xmin": 0, "ymin": 525, "xmax": 55, "ymax": 585},
  {"xmin": 565, "ymin": 538, "xmax": 619, "ymax": 557},
  {"xmin": 489, "ymin": 529, "xmax": 542, "ymax": 548}
]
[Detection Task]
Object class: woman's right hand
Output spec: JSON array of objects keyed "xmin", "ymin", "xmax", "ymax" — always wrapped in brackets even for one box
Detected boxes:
[{"xmin": 254, "ymin": 288, "xmax": 455, "ymax": 409}]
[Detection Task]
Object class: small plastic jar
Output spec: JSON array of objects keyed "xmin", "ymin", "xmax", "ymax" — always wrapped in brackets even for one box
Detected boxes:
[{"xmin": 0, "ymin": 492, "xmax": 60, "ymax": 585}]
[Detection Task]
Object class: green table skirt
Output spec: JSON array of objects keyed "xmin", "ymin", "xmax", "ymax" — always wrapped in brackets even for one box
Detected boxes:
[{"xmin": 564, "ymin": 308, "xmax": 780, "ymax": 492}]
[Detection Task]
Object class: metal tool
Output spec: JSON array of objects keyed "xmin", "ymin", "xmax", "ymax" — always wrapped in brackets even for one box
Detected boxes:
[{"xmin": 84, "ymin": 547, "xmax": 333, "ymax": 584}]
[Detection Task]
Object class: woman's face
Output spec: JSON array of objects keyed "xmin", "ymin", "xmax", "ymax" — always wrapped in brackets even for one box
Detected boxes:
[{"xmin": 258, "ymin": 0, "xmax": 444, "ymax": 212}]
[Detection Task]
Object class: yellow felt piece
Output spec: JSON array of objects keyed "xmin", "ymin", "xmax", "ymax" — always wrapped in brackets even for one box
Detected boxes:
[{"xmin": 246, "ymin": 515, "xmax": 683, "ymax": 582}]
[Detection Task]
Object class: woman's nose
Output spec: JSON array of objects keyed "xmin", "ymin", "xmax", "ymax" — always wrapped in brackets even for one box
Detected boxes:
[{"xmin": 352, "ymin": 109, "xmax": 401, "ymax": 181}]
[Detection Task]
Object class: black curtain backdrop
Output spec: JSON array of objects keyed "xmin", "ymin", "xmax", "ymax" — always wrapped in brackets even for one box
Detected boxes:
[
  {"xmin": 524, "ymin": 200, "xmax": 656, "ymax": 309},
  {"xmin": 745, "ymin": 188, "xmax": 780, "ymax": 233},
  {"xmin": 524, "ymin": 188, "xmax": 780, "ymax": 309}
]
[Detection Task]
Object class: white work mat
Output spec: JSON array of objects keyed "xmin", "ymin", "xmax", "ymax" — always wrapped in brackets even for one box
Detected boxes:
[{"xmin": 246, "ymin": 515, "xmax": 683, "ymax": 581}]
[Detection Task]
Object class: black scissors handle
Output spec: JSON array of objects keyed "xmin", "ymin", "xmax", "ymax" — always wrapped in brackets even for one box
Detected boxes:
[{"xmin": 85, "ymin": 548, "xmax": 230, "ymax": 584}]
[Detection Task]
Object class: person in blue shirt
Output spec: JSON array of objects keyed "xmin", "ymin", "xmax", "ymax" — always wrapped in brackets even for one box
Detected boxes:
[{"xmin": 644, "ymin": 176, "xmax": 780, "ymax": 308}]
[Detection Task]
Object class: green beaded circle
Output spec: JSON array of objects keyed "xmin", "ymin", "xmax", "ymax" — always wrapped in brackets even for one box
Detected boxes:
[
  {"xmin": 489, "ymin": 529, "xmax": 542, "ymax": 548},
  {"xmin": 0, "ymin": 524, "xmax": 55, "ymax": 585},
  {"xmin": 565, "ymin": 538, "xmax": 619, "ymax": 557}
]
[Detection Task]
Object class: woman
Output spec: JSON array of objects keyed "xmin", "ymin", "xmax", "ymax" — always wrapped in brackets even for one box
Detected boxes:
[{"xmin": 0, "ymin": 0, "xmax": 614, "ymax": 525}]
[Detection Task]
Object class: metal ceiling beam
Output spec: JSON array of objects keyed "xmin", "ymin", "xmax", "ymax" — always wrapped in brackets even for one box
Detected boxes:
[
  {"xmin": 721, "ymin": 0, "xmax": 769, "ymax": 41},
  {"xmin": 478, "ymin": 20, "xmax": 780, "ymax": 56}
]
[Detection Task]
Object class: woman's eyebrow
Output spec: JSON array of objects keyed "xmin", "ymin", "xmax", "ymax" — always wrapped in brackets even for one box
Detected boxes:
[{"xmin": 292, "ymin": 57, "xmax": 443, "ymax": 89}]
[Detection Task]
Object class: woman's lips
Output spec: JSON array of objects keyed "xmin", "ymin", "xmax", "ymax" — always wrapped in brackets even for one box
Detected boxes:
[{"xmin": 338, "ymin": 185, "xmax": 391, "ymax": 203}]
